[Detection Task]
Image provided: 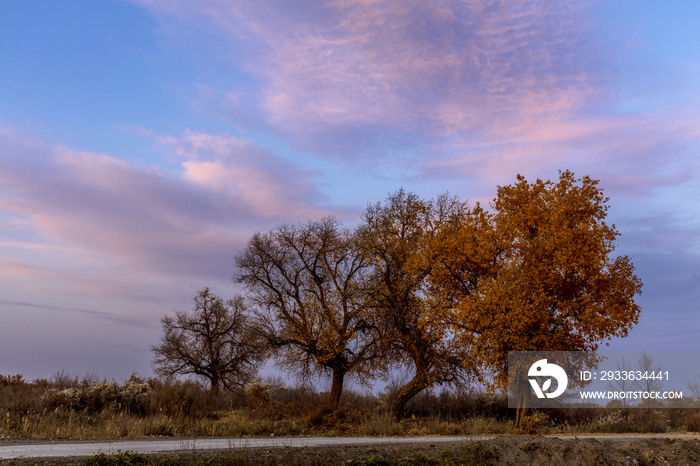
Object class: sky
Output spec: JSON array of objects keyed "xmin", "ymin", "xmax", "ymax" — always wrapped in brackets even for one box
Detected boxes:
[{"xmin": 0, "ymin": 0, "xmax": 699, "ymax": 384}]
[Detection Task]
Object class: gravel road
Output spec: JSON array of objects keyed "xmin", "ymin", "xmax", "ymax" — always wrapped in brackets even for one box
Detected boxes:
[{"xmin": 0, "ymin": 436, "xmax": 486, "ymax": 459}]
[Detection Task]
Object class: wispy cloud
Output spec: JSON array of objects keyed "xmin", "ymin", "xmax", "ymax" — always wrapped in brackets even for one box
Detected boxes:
[
  {"xmin": 0, "ymin": 129, "xmax": 339, "ymax": 305},
  {"xmin": 159, "ymin": 130, "xmax": 327, "ymax": 218},
  {"xmin": 132, "ymin": 0, "xmax": 700, "ymax": 255},
  {"xmin": 422, "ymin": 109, "xmax": 700, "ymax": 194},
  {"xmin": 137, "ymin": 0, "xmax": 607, "ymax": 157},
  {"xmin": 134, "ymin": 0, "xmax": 700, "ymax": 201}
]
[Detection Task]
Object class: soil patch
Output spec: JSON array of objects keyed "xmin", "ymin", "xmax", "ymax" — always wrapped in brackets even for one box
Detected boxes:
[{"xmin": 467, "ymin": 436, "xmax": 700, "ymax": 466}]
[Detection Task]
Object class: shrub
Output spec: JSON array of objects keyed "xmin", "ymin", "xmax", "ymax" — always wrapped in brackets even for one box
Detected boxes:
[
  {"xmin": 84, "ymin": 451, "xmax": 150, "ymax": 466},
  {"xmin": 686, "ymin": 413, "xmax": 700, "ymax": 432}
]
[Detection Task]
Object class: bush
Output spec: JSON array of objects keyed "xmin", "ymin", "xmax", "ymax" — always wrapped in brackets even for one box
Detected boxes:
[
  {"xmin": 84, "ymin": 451, "xmax": 152, "ymax": 466},
  {"xmin": 41, "ymin": 373, "xmax": 152, "ymax": 414},
  {"xmin": 686, "ymin": 413, "xmax": 700, "ymax": 432},
  {"xmin": 4, "ymin": 369, "xmax": 699, "ymax": 440}
]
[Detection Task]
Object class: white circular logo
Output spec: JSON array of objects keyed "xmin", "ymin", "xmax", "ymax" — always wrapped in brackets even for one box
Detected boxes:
[{"xmin": 528, "ymin": 359, "xmax": 568, "ymax": 399}]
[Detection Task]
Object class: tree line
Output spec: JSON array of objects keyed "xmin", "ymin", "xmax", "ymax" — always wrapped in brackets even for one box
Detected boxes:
[{"xmin": 152, "ymin": 170, "xmax": 643, "ymax": 419}]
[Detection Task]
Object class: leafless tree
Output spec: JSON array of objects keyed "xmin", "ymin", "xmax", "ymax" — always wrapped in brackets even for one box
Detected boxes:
[
  {"xmin": 607, "ymin": 356, "xmax": 632, "ymax": 408},
  {"xmin": 687, "ymin": 376, "xmax": 700, "ymax": 406},
  {"xmin": 234, "ymin": 217, "xmax": 382, "ymax": 408},
  {"xmin": 634, "ymin": 351, "xmax": 663, "ymax": 410},
  {"xmin": 151, "ymin": 288, "xmax": 263, "ymax": 394}
]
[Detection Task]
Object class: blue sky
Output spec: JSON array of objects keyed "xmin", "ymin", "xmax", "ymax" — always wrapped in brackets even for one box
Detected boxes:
[{"xmin": 0, "ymin": 0, "xmax": 699, "ymax": 383}]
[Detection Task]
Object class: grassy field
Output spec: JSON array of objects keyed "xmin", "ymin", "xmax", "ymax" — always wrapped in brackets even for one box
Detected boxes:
[{"xmin": 2, "ymin": 372, "xmax": 700, "ymax": 442}]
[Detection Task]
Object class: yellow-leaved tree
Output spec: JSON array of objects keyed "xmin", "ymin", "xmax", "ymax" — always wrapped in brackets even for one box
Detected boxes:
[{"xmin": 425, "ymin": 171, "xmax": 643, "ymax": 423}]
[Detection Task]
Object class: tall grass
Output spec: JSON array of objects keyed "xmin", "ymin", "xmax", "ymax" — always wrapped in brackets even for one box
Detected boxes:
[{"xmin": 2, "ymin": 372, "xmax": 699, "ymax": 440}]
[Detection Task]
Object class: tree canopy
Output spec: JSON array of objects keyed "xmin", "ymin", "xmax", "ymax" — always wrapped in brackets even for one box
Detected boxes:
[
  {"xmin": 426, "ymin": 171, "xmax": 643, "ymax": 388},
  {"xmin": 357, "ymin": 190, "xmax": 476, "ymax": 418},
  {"xmin": 234, "ymin": 217, "xmax": 382, "ymax": 407}
]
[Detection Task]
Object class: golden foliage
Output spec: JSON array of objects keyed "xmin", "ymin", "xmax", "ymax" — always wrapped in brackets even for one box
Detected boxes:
[{"xmin": 425, "ymin": 171, "xmax": 642, "ymax": 387}]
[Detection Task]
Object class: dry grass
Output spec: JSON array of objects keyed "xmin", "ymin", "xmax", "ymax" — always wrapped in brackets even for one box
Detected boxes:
[
  {"xmin": 1, "ymin": 409, "xmax": 516, "ymax": 440},
  {"xmin": 0, "ymin": 373, "xmax": 515, "ymax": 440},
  {"xmin": 3, "ymin": 372, "xmax": 700, "ymax": 441}
]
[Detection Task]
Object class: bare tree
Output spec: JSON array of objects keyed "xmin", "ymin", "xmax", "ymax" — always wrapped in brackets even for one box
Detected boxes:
[
  {"xmin": 687, "ymin": 376, "xmax": 700, "ymax": 407},
  {"xmin": 607, "ymin": 356, "xmax": 632, "ymax": 408},
  {"xmin": 634, "ymin": 352, "xmax": 663, "ymax": 410},
  {"xmin": 234, "ymin": 217, "xmax": 382, "ymax": 408},
  {"xmin": 151, "ymin": 288, "xmax": 263, "ymax": 394}
]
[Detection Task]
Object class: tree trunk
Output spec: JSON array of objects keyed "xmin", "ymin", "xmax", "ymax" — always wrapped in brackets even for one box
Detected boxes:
[
  {"xmin": 390, "ymin": 367, "xmax": 429, "ymax": 420},
  {"xmin": 515, "ymin": 390, "xmax": 529, "ymax": 428},
  {"xmin": 208, "ymin": 373, "xmax": 220, "ymax": 396},
  {"xmin": 329, "ymin": 368, "xmax": 345, "ymax": 408},
  {"xmin": 516, "ymin": 407, "xmax": 530, "ymax": 428}
]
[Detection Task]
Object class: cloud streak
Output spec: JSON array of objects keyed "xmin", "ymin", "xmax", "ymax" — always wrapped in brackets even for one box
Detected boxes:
[
  {"xmin": 0, "ymin": 129, "xmax": 339, "ymax": 306},
  {"xmin": 161, "ymin": 130, "xmax": 326, "ymax": 218},
  {"xmin": 0, "ymin": 300, "xmax": 150, "ymax": 328}
]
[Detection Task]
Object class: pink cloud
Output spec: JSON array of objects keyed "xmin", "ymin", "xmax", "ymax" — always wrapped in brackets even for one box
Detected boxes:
[
  {"xmin": 416, "ymin": 107, "xmax": 700, "ymax": 199},
  {"xmin": 130, "ymin": 1, "xmax": 700, "ymax": 215},
  {"xmin": 0, "ymin": 130, "xmax": 339, "ymax": 306},
  {"xmin": 136, "ymin": 0, "xmax": 603, "ymax": 145},
  {"xmin": 160, "ymin": 130, "xmax": 327, "ymax": 218}
]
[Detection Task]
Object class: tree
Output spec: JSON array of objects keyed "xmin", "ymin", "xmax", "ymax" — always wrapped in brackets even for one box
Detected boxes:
[
  {"xmin": 634, "ymin": 352, "xmax": 662, "ymax": 410},
  {"xmin": 151, "ymin": 288, "xmax": 262, "ymax": 394},
  {"xmin": 607, "ymin": 356, "xmax": 632, "ymax": 408},
  {"xmin": 425, "ymin": 171, "xmax": 643, "ymax": 423},
  {"xmin": 233, "ymin": 217, "xmax": 381, "ymax": 408},
  {"xmin": 687, "ymin": 375, "xmax": 700, "ymax": 407},
  {"xmin": 357, "ymin": 190, "xmax": 476, "ymax": 419}
]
